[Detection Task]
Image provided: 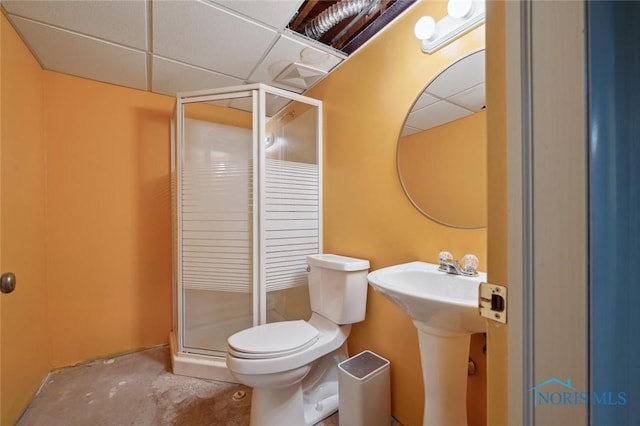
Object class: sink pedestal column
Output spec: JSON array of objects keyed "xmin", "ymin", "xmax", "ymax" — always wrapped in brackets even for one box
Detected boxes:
[{"xmin": 415, "ymin": 322, "xmax": 471, "ymax": 426}]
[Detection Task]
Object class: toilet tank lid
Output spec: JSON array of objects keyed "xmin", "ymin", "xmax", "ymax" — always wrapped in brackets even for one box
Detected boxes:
[{"xmin": 306, "ymin": 254, "xmax": 370, "ymax": 271}]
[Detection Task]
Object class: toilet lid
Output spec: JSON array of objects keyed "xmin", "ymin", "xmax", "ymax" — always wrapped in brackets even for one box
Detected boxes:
[{"xmin": 228, "ymin": 320, "xmax": 319, "ymax": 358}]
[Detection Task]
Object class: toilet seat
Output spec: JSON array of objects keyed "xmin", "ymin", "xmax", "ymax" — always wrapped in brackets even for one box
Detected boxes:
[
  {"xmin": 228, "ymin": 320, "xmax": 320, "ymax": 360},
  {"xmin": 227, "ymin": 313, "xmax": 351, "ymax": 376}
]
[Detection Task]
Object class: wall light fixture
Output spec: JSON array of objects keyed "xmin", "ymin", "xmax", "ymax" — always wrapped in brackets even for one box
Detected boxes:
[{"xmin": 414, "ymin": 0, "xmax": 485, "ymax": 54}]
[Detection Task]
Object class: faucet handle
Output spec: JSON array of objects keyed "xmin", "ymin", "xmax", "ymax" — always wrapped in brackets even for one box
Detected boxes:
[
  {"xmin": 462, "ymin": 254, "xmax": 479, "ymax": 275},
  {"xmin": 438, "ymin": 251, "xmax": 453, "ymax": 269}
]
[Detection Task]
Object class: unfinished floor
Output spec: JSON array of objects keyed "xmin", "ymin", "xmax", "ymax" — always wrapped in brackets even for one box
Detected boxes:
[{"xmin": 17, "ymin": 346, "xmax": 401, "ymax": 426}]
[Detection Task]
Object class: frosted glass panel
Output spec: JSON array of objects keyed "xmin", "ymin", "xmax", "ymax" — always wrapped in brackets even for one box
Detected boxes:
[
  {"xmin": 264, "ymin": 158, "xmax": 319, "ymax": 292},
  {"xmin": 264, "ymin": 96, "xmax": 319, "ymax": 322},
  {"xmin": 182, "ymin": 119, "xmax": 252, "ymax": 292},
  {"xmin": 183, "ymin": 289, "xmax": 252, "ymax": 354},
  {"xmin": 181, "ymin": 99, "xmax": 253, "ymax": 353}
]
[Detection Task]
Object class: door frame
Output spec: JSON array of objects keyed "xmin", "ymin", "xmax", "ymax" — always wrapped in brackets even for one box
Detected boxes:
[{"xmin": 505, "ymin": 1, "xmax": 589, "ymax": 424}]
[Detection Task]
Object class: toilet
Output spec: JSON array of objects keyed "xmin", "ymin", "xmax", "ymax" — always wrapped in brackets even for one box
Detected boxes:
[{"xmin": 226, "ymin": 253, "xmax": 370, "ymax": 426}]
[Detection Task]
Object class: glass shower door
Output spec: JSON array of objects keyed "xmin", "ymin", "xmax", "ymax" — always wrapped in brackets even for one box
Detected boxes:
[
  {"xmin": 180, "ymin": 94, "xmax": 256, "ymax": 355},
  {"xmin": 173, "ymin": 85, "xmax": 323, "ymax": 363},
  {"xmin": 261, "ymin": 93, "xmax": 321, "ymax": 324}
]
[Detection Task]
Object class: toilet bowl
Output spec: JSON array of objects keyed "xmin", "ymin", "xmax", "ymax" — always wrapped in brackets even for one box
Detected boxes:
[
  {"xmin": 226, "ymin": 254, "xmax": 370, "ymax": 426},
  {"xmin": 227, "ymin": 313, "xmax": 350, "ymax": 425}
]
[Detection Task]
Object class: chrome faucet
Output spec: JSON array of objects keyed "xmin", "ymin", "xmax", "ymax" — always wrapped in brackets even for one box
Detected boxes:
[
  {"xmin": 438, "ymin": 251, "xmax": 479, "ymax": 277},
  {"xmin": 440, "ymin": 259, "xmax": 465, "ymax": 275}
]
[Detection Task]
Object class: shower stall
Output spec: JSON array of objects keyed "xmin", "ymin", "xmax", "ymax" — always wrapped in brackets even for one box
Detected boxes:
[{"xmin": 170, "ymin": 84, "xmax": 322, "ymax": 381}]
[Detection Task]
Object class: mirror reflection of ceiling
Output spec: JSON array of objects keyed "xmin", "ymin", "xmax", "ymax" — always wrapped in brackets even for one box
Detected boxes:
[{"xmin": 401, "ymin": 50, "xmax": 485, "ymax": 137}]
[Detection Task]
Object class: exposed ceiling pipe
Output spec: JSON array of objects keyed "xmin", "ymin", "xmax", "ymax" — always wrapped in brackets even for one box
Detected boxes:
[{"xmin": 304, "ymin": 0, "xmax": 378, "ymax": 40}]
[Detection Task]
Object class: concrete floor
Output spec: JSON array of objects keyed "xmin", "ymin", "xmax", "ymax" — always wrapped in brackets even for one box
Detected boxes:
[{"xmin": 17, "ymin": 346, "xmax": 401, "ymax": 426}]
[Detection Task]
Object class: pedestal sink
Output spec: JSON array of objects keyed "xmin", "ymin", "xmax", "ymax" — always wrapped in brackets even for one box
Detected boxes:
[{"xmin": 367, "ymin": 261, "xmax": 486, "ymax": 426}]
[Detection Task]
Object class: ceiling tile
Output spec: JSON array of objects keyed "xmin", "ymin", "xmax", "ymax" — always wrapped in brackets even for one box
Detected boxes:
[
  {"xmin": 426, "ymin": 50, "xmax": 485, "ymax": 98},
  {"xmin": 153, "ymin": 0, "xmax": 278, "ymax": 79},
  {"xmin": 405, "ymin": 100, "xmax": 473, "ymax": 130},
  {"xmin": 9, "ymin": 16, "xmax": 147, "ymax": 91},
  {"xmin": 2, "ymin": 0, "xmax": 147, "ymax": 50},
  {"xmin": 250, "ymin": 35, "xmax": 341, "ymax": 91},
  {"xmin": 211, "ymin": 0, "xmax": 303, "ymax": 28},
  {"xmin": 412, "ymin": 92, "xmax": 439, "ymax": 110},
  {"xmin": 449, "ymin": 83, "xmax": 486, "ymax": 112},
  {"xmin": 152, "ymin": 56, "xmax": 244, "ymax": 96},
  {"xmin": 401, "ymin": 126, "xmax": 422, "ymax": 137}
]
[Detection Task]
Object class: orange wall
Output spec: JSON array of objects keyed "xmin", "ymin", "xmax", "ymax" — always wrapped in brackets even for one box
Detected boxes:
[
  {"xmin": 1, "ymin": 17, "xmax": 177, "ymax": 418},
  {"xmin": 0, "ymin": 14, "xmax": 49, "ymax": 424},
  {"xmin": 486, "ymin": 1, "xmax": 508, "ymax": 425},
  {"xmin": 308, "ymin": 2, "xmax": 487, "ymax": 425},
  {"xmin": 43, "ymin": 72, "xmax": 175, "ymax": 367}
]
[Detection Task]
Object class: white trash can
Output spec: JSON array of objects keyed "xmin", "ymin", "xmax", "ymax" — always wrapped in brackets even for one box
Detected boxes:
[{"xmin": 338, "ymin": 350, "xmax": 390, "ymax": 426}]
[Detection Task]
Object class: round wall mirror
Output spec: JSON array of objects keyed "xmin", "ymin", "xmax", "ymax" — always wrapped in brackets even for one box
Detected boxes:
[{"xmin": 397, "ymin": 49, "xmax": 487, "ymax": 229}]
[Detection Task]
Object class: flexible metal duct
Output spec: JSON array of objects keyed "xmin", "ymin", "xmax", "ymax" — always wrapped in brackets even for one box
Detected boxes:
[{"xmin": 304, "ymin": 0, "xmax": 377, "ymax": 40}]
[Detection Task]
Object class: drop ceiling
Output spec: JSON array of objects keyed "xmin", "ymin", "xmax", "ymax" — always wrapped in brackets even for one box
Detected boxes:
[{"xmin": 0, "ymin": 0, "xmax": 413, "ymax": 97}]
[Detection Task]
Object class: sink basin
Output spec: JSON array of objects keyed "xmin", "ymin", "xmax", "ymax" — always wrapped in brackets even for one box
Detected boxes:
[
  {"xmin": 367, "ymin": 261, "xmax": 487, "ymax": 426},
  {"xmin": 367, "ymin": 261, "xmax": 486, "ymax": 335}
]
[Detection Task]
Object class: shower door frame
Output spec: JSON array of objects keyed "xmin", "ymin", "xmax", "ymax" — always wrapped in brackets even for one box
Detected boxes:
[{"xmin": 173, "ymin": 84, "xmax": 323, "ymax": 361}]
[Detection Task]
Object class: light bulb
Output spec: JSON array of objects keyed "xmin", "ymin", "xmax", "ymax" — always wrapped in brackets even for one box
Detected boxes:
[
  {"xmin": 448, "ymin": 0, "xmax": 474, "ymax": 19},
  {"xmin": 414, "ymin": 16, "xmax": 437, "ymax": 41}
]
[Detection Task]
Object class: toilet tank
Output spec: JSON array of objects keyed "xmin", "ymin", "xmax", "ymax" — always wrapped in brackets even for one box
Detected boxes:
[{"xmin": 306, "ymin": 254, "xmax": 370, "ymax": 324}]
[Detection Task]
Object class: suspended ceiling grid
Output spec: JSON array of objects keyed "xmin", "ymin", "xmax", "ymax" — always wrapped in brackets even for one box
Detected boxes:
[
  {"xmin": 1, "ymin": 0, "xmax": 483, "ymax": 132},
  {"xmin": 0, "ymin": 0, "xmax": 350, "ymax": 96}
]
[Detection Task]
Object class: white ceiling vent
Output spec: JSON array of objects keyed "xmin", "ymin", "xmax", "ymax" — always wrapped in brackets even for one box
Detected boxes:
[{"xmin": 273, "ymin": 62, "xmax": 326, "ymax": 91}]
